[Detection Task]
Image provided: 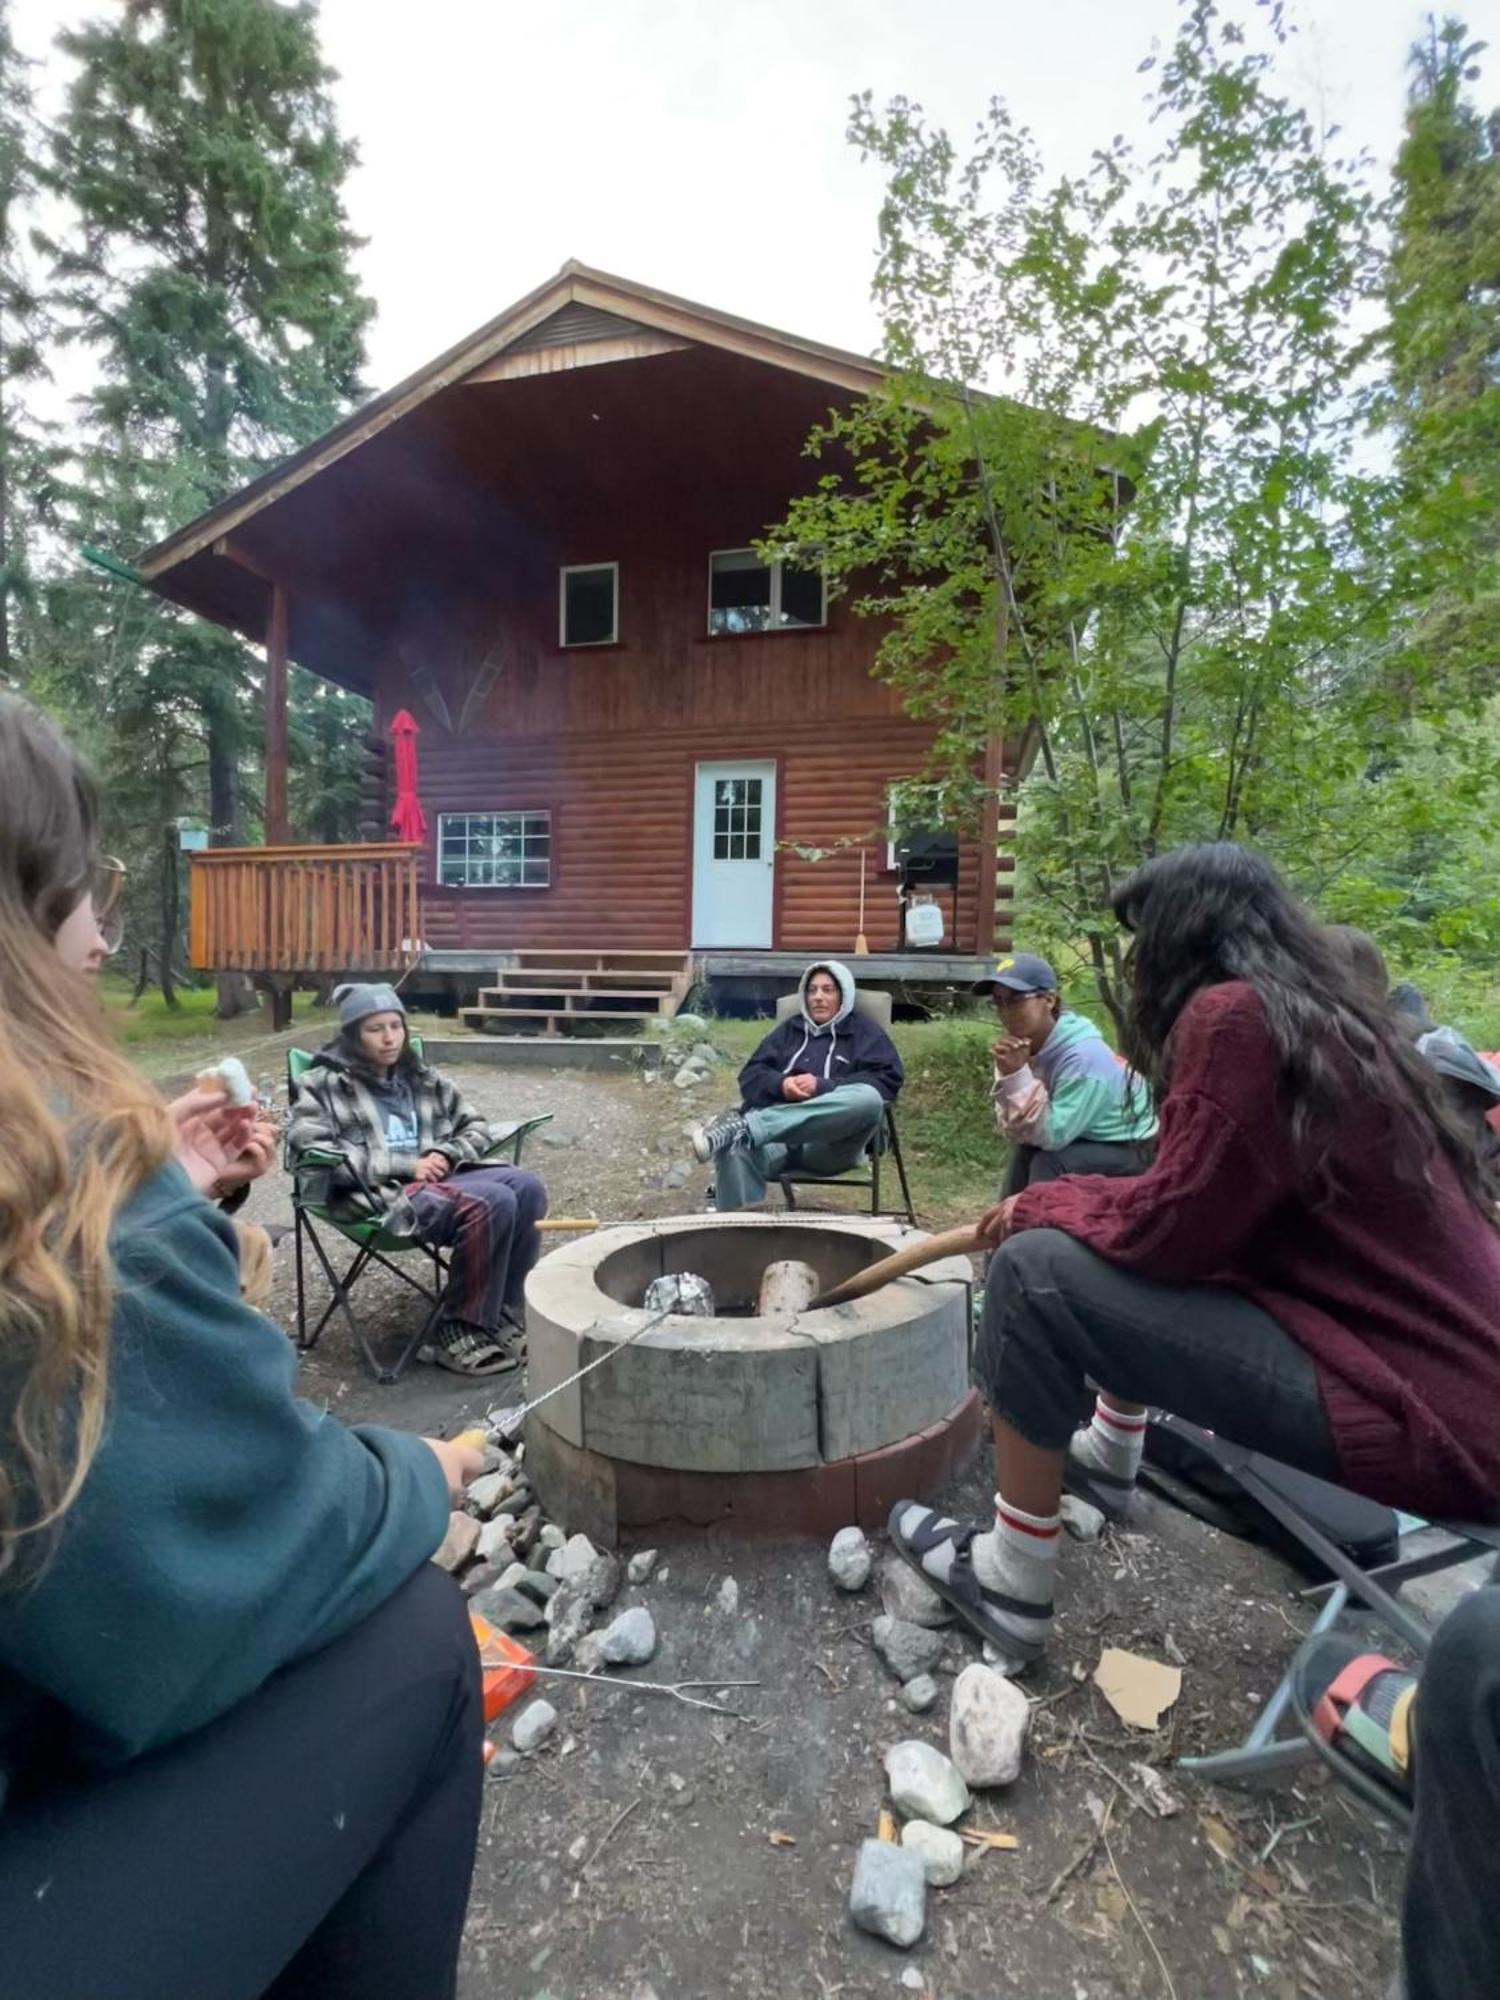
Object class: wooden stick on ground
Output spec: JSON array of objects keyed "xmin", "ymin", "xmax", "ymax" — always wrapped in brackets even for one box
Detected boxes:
[{"xmin": 812, "ymin": 1224, "xmax": 983, "ymax": 1309}]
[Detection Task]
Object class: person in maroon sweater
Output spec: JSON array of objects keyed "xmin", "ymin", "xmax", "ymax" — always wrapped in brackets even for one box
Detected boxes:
[{"xmin": 891, "ymin": 843, "xmax": 1500, "ymax": 1669}]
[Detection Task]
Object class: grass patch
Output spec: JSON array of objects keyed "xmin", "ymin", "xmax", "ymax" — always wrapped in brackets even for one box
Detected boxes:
[{"xmin": 100, "ymin": 976, "xmax": 337, "ymax": 1078}]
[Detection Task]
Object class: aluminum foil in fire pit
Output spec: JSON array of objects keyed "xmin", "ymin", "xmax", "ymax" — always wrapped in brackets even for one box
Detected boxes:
[{"xmin": 643, "ymin": 1272, "xmax": 716, "ymax": 1317}]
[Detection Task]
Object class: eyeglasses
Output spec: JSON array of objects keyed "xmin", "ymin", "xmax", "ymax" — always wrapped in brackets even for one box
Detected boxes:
[{"xmin": 91, "ymin": 857, "xmax": 126, "ymax": 955}]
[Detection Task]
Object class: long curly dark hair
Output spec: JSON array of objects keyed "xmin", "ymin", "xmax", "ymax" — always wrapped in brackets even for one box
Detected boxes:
[{"xmin": 1112, "ymin": 843, "xmax": 1498, "ymax": 1219}]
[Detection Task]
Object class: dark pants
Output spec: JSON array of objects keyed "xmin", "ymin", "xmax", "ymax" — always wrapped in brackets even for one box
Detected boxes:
[
  {"xmin": 1404, "ymin": 1585, "xmax": 1500, "ymax": 2000},
  {"xmin": 407, "ymin": 1163, "xmax": 548, "ymax": 1332},
  {"xmin": 0, "ymin": 1564, "xmax": 483, "ymax": 2000},
  {"xmin": 980, "ymin": 1227, "xmax": 1338, "ymax": 1476},
  {"xmin": 1001, "ymin": 1136, "xmax": 1155, "ymax": 1199}
]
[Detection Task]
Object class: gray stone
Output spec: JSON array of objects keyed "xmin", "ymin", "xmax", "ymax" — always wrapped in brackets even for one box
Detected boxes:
[
  {"xmin": 540, "ymin": 1129, "xmax": 579, "ymax": 1148},
  {"xmin": 884, "ymin": 1740, "xmax": 970, "ymax": 1826},
  {"xmin": 494, "ymin": 1561, "xmax": 529, "ymax": 1594},
  {"xmin": 872, "ymin": 1614, "xmax": 945, "ymax": 1684},
  {"xmin": 472, "ymin": 1585, "xmax": 547, "ymax": 1635},
  {"xmin": 1060, "ymin": 1494, "xmax": 1105, "ymax": 1543},
  {"xmin": 432, "ymin": 1512, "xmax": 480, "ymax": 1574},
  {"xmin": 848, "ymin": 1838, "xmax": 926, "ymax": 1950},
  {"xmin": 900, "ymin": 1674, "xmax": 940, "ymax": 1714},
  {"xmin": 492, "ymin": 1483, "xmax": 534, "ymax": 1520},
  {"xmin": 663, "ymin": 1162, "xmax": 691, "ymax": 1190},
  {"xmin": 599, "ymin": 1605, "xmax": 656, "ymax": 1667},
  {"xmin": 690, "ymin": 1042, "xmax": 718, "ymax": 1065},
  {"xmin": 828, "ymin": 1525, "xmax": 871, "ymax": 1592},
  {"xmin": 574, "ymin": 1629, "xmax": 607, "ymax": 1675},
  {"xmin": 510, "ymin": 1505, "xmax": 543, "ymax": 1558},
  {"xmin": 459, "ymin": 1560, "xmax": 499, "ymax": 1598},
  {"xmin": 900, "ymin": 1819, "xmax": 965, "ymax": 1887},
  {"xmin": 475, "ymin": 1515, "xmax": 516, "ymax": 1564},
  {"xmin": 466, "ymin": 1470, "xmax": 511, "ymax": 1516},
  {"xmin": 537, "ymin": 1522, "xmax": 567, "ymax": 1552},
  {"xmin": 544, "ymin": 1588, "xmax": 594, "ymax": 1665},
  {"xmin": 487, "ymin": 1746, "xmax": 522, "ymax": 1778},
  {"xmin": 673, "ymin": 1013, "xmax": 708, "ymax": 1034},
  {"xmin": 716, "ymin": 1576, "xmax": 740, "ymax": 1616},
  {"xmin": 510, "ymin": 1698, "xmax": 558, "ymax": 1754},
  {"xmin": 672, "ymin": 1068, "xmax": 702, "ymax": 1091},
  {"xmin": 879, "ymin": 1557, "xmax": 955, "ymax": 1629},
  {"xmin": 626, "ymin": 1548, "xmax": 659, "ymax": 1584},
  {"xmin": 949, "ymin": 1663, "xmax": 1030, "ymax": 1788},
  {"xmin": 515, "ymin": 1569, "xmax": 560, "ymax": 1606},
  {"xmin": 901, "ymin": 1970, "xmax": 925, "ymax": 1993}
]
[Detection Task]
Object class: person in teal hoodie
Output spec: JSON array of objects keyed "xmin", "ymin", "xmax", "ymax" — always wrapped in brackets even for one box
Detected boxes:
[
  {"xmin": 975, "ymin": 953, "xmax": 1157, "ymax": 1195},
  {"xmin": 0, "ymin": 693, "xmax": 485, "ymax": 2000}
]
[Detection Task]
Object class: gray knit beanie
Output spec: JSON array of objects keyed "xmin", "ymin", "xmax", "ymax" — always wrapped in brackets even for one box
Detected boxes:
[{"xmin": 333, "ymin": 981, "xmax": 407, "ymax": 1029}]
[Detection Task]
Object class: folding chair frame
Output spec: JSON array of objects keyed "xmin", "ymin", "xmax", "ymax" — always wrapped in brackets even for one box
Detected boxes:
[
  {"xmin": 286, "ymin": 1042, "xmax": 552, "ymax": 1384},
  {"xmin": 776, "ymin": 1104, "xmax": 917, "ymax": 1227},
  {"xmin": 1173, "ymin": 1421, "xmax": 1500, "ymax": 1814}
]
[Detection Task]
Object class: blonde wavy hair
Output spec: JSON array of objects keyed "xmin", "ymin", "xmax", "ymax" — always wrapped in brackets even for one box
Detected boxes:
[{"xmin": 0, "ymin": 694, "xmax": 171, "ymax": 1581}]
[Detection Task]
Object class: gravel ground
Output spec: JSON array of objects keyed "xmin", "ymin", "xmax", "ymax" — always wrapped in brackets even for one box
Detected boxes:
[{"xmin": 231, "ymin": 1057, "xmax": 1412, "ymax": 1999}]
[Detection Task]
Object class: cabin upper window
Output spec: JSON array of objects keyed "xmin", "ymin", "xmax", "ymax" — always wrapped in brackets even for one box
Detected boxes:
[
  {"xmin": 559, "ymin": 563, "xmax": 619, "ymax": 647},
  {"xmin": 437, "ymin": 811, "xmax": 551, "ymax": 889},
  {"xmin": 707, "ymin": 549, "xmax": 826, "ymax": 636}
]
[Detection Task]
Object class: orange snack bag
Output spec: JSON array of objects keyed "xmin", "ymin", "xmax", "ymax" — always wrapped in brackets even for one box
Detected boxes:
[{"xmin": 470, "ymin": 1611, "xmax": 537, "ymax": 1723}]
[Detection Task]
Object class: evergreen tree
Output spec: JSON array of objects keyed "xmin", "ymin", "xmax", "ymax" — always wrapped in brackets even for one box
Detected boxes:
[{"xmin": 50, "ymin": 0, "xmax": 373, "ymax": 1005}]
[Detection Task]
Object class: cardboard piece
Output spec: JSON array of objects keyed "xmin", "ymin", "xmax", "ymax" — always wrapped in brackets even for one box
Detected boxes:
[{"xmin": 1093, "ymin": 1646, "xmax": 1183, "ymax": 1730}]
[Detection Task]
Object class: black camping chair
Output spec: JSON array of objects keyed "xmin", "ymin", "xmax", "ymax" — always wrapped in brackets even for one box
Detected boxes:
[
  {"xmin": 286, "ymin": 1039, "xmax": 551, "ymax": 1384},
  {"xmin": 768, "ymin": 988, "xmax": 916, "ymax": 1226}
]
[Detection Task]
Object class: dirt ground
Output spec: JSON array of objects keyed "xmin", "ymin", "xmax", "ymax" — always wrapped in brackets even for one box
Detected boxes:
[{"xmin": 235, "ymin": 1059, "xmax": 1411, "ymax": 2000}]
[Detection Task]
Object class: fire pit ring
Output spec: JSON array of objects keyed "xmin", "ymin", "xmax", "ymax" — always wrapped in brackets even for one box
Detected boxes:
[{"xmin": 523, "ymin": 1214, "xmax": 980, "ymax": 1544}]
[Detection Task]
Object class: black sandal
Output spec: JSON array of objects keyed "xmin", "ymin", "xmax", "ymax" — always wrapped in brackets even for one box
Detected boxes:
[{"xmin": 887, "ymin": 1500, "xmax": 1051, "ymax": 1669}]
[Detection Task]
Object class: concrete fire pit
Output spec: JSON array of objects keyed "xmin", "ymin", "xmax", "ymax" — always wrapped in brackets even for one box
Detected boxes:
[{"xmin": 523, "ymin": 1214, "xmax": 980, "ymax": 1544}]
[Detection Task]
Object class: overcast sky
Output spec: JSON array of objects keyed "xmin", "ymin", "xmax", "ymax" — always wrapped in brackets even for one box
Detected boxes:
[{"xmin": 14, "ymin": 0, "xmax": 1454, "ymax": 394}]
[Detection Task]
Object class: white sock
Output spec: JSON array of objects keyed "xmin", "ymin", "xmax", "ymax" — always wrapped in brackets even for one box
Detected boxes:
[{"xmin": 1072, "ymin": 1397, "xmax": 1147, "ymax": 1488}]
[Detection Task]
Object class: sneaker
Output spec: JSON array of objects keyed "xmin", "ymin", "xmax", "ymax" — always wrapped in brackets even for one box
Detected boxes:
[{"xmin": 690, "ymin": 1107, "xmax": 749, "ymax": 1163}]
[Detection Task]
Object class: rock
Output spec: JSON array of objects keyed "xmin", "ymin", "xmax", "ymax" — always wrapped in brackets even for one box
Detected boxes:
[
  {"xmin": 663, "ymin": 1162, "xmax": 691, "ymax": 1190},
  {"xmin": 716, "ymin": 1576, "xmax": 740, "ymax": 1616},
  {"xmin": 900, "ymin": 1674, "xmax": 940, "ymax": 1714},
  {"xmin": 884, "ymin": 1740, "xmax": 970, "ymax": 1826},
  {"xmin": 627, "ymin": 1548, "xmax": 659, "ymax": 1585},
  {"xmin": 537, "ymin": 1522, "xmax": 567, "ymax": 1552},
  {"xmin": 492, "ymin": 1483, "xmax": 534, "ymax": 1520},
  {"xmin": 478, "ymin": 1444, "xmax": 510, "ymax": 1476},
  {"xmin": 879, "ymin": 1556, "xmax": 955, "ymax": 1628},
  {"xmin": 872, "ymin": 1614, "xmax": 945, "ymax": 1684},
  {"xmin": 848, "ymin": 1838, "xmax": 926, "ymax": 1949},
  {"xmin": 949, "ymin": 1663, "xmax": 1030, "ymax": 1788},
  {"xmin": 574, "ymin": 1629, "xmax": 608, "ymax": 1675},
  {"xmin": 472, "ymin": 1584, "xmax": 548, "ymax": 1635},
  {"xmin": 494, "ymin": 1561, "xmax": 530, "ymax": 1593},
  {"xmin": 691, "ymin": 1041, "xmax": 718, "ymax": 1064},
  {"xmin": 673, "ymin": 1013, "xmax": 707, "ymax": 1034},
  {"xmin": 901, "ymin": 1819, "xmax": 965, "ymax": 1888},
  {"xmin": 540, "ymin": 1129, "xmax": 579, "ymax": 1148},
  {"xmin": 466, "ymin": 1470, "xmax": 511, "ymax": 1516},
  {"xmin": 901, "ymin": 1970, "xmax": 925, "ymax": 1993},
  {"xmin": 515, "ymin": 1569, "xmax": 560, "ymax": 1607},
  {"xmin": 475, "ymin": 1516, "xmax": 516, "ymax": 1564},
  {"xmin": 599, "ymin": 1605, "xmax": 656, "ymax": 1667},
  {"xmin": 432, "ymin": 1511, "xmax": 481, "ymax": 1574},
  {"xmin": 510, "ymin": 1505, "xmax": 543, "ymax": 1558},
  {"xmin": 544, "ymin": 1588, "xmax": 594, "ymax": 1665},
  {"xmin": 827, "ymin": 1526, "xmax": 871, "ymax": 1592},
  {"xmin": 510, "ymin": 1698, "xmax": 558, "ymax": 1754},
  {"xmin": 1060, "ymin": 1494, "xmax": 1105, "ymax": 1543},
  {"xmin": 487, "ymin": 1746, "xmax": 522, "ymax": 1778},
  {"xmin": 672, "ymin": 1068, "xmax": 702, "ymax": 1091},
  {"xmin": 459, "ymin": 1561, "xmax": 499, "ymax": 1598},
  {"xmin": 546, "ymin": 1533, "xmax": 619, "ymax": 1608}
]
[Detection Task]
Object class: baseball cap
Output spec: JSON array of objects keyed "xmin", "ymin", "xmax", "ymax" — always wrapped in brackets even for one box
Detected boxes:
[{"xmin": 972, "ymin": 951, "xmax": 1058, "ymax": 997}]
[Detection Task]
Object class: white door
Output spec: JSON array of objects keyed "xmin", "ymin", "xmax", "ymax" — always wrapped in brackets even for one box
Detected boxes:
[{"xmin": 692, "ymin": 761, "xmax": 776, "ymax": 947}]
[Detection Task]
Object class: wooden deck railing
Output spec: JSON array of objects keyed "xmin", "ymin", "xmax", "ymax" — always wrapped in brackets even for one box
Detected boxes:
[{"xmin": 188, "ymin": 843, "xmax": 424, "ymax": 974}]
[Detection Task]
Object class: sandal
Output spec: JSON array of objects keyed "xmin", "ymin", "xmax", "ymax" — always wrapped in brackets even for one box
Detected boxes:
[
  {"xmin": 887, "ymin": 1500, "xmax": 1051, "ymax": 1670},
  {"xmin": 1290, "ymin": 1632, "xmax": 1416, "ymax": 1825},
  {"xmin": 421, "ymin": 1324, "xmax": 521, "ymax": 1378},
  {"xmin": 1064, "ymin": 1443, "xmax": 1138, "ymax": 1523}
]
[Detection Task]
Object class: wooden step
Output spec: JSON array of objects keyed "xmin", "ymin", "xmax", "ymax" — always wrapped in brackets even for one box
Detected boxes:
[
  {"xmin": 490, "ymin": 968, "xmax": 681, "ymax": 991},
  {"xmin": 478, "ymin": 985, "xmax": 677, "ymax": 1007}
]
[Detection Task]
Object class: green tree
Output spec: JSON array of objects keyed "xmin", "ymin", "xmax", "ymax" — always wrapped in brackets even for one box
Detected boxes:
[
  {"xmin": 772, "ymin": 1, "xmax": 1500, "ymax": 1019},
  {"xmin": 50, "ymin": 0, "xmax": 372, "ymax": 1006}
]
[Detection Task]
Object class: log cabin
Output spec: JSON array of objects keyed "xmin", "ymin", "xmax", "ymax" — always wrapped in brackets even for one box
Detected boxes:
[{"xmin": 136, "ymin": 262, "xmax": 1018, "ymax": 1029}]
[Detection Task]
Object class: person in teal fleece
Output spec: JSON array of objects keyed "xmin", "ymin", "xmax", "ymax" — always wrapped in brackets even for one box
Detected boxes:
[
  {"xmin": 975, "ymin": 953, "xmax": 1157, "ymax": 1196},
  {"xmin": 0, "ymin": 693, "xmax": 485, "ymax": 2000}
]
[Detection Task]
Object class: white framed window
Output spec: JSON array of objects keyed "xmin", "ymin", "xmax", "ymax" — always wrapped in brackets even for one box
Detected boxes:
[
  {"xmin": 707, "ymin": 548, "xmax": 826, "ymax": 636},
  {"xmin": 437, "ymin": 811, "xmax": 551, "ymax": 889},
  {"xmin": 559, "ymin": 562, "xmax": 619, "ymax": 647},
  {"xmin": 885, "ymin": 782, "xmax": 947, "ymax": 869}
]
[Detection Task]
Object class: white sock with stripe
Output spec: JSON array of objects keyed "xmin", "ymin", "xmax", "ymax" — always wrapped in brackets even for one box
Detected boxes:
[{"xmin": 1071, "ymin": 1396, "xmax": 1147, "ymax": 1488}]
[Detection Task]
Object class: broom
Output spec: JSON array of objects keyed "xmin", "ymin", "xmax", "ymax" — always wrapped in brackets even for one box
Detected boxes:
[{"xmin": 855, "ymin": 849, "xmax": 870, "ymax": 956}]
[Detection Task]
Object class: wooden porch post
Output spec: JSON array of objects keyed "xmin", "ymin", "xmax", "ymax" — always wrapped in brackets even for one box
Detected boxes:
[
  {"xmin": 974, "ymin": 734, "xmax": 1005, "ymax": 955},
  {"xmin": 265, "ymin": 583, "xmax": 289, "ymax": 845}
]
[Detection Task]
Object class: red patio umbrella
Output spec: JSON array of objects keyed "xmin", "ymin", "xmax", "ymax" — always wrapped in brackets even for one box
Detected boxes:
[{"xmin": 388, "ymin": 708, "xmax": 429, "ymax": 843}]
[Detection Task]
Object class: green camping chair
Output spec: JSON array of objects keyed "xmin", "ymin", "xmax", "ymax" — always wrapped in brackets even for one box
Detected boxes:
[{"xmin": 287, "ymin": 1039, "xmax": 552, "ymax": 1384}]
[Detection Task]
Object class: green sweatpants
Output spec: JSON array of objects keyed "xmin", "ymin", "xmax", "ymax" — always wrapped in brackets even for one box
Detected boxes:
[{"xmin": 714, "ymin": 1082, "xmax": 887, "ymax": 1211}]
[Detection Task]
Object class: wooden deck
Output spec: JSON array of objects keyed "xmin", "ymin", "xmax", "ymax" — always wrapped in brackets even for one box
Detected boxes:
[{"xmin": 188, "ymin": 842, "xmax": 424, "ymax": 974}]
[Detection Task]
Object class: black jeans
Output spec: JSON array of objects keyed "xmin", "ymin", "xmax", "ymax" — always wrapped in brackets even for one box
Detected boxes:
[
  {"xmin": 980, "ymin": 1227, "xmax": 1338, "ymax": 1476},
  {"xmin": 1404, "ymin": 1585, "xmax": 1500, "ymax": 2000},
  {"xmin": 1001, "ymin": 1137, "xmax": 1155, "ymax": 1199},
  {"xmin": 0, "ymin": 1563, "xmax": 483, "ymax": 2000}
]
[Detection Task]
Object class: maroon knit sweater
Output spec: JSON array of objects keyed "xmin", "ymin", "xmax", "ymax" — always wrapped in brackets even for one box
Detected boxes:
[{"xmin": 1011, "ymin": 980, "xmax": 1500, "ymax": 1520}]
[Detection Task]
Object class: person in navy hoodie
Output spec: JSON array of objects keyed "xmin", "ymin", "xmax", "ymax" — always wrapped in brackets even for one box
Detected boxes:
[{"xmin": 691, "ymin": 960, "xmax": 904, "ymax": 1210}]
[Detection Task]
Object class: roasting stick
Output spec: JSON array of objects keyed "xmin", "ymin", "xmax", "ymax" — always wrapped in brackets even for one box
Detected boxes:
[{"xmin": 811, "ymin": 1223, "xmax": 984, "ymax": 1310}]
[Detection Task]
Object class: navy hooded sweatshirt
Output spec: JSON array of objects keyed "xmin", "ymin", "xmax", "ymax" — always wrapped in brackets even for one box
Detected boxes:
[{"xmin": 737, "ymin": 960, "xmax": 905, "ymax": 1110}]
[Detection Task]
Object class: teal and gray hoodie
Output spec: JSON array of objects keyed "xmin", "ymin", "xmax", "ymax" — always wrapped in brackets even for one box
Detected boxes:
[
  {"xmin": 993, "ymin": 1011, "xmax": 1157, "ymax": 1152},
  {"xmin": 0, "ymin": 1162, "xmax": 450, "ymax": 1816}
]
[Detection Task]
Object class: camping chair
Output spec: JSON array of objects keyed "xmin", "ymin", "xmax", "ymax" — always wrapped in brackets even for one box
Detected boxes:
[
  {"xmin": 1168, "ymin": 1417, "xmax": 1500, "ymax": 1814},
  {"xmin": 287, "ymin": 1040, "xmax": 553, "ymax": 1385},
  {"xmin": 769, "ymin": 988, "xmax": 916, "ymax": 1227}
]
